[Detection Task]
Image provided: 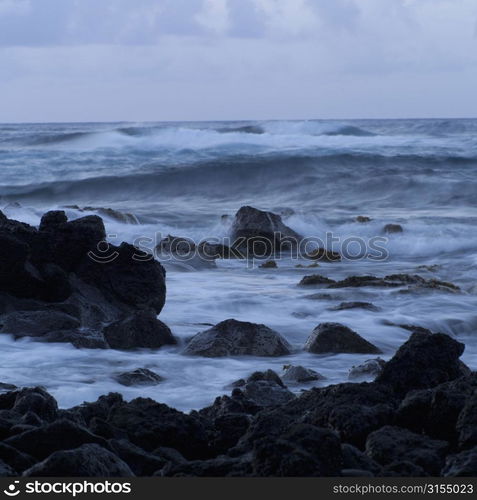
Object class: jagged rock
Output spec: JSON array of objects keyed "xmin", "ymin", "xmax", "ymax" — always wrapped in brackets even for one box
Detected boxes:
[
  {"xmin": 0, "ymin": 459, "xmax": 15, "ymax": 477},
  {"xmin": 23, "ymin": 444, "xmax": 134, "ymax": 477},
  {"xmin": 156, "ymin": 235, "xmax": 196, "ymax": 255},
  {"xmin": 160, "ymin": 456, "xmax": 251, "ymax": 477},
  {"xmin": 0, "ymin": 310, "xmax": 80, "ymax": 337},
  {"xmin": 341, "ymin": 443, "xmax": 381, "ymax": 475},
  {"xmin": 456, "ymin": 391, "xmax": 477, "ymax": 449},
  {"xmin": 304, "ymin": 323, "xmax": 381, "ymax": 355},
  {"xmin": 0, "ymin": 443, "xmax": 35, "ymax": 474},
  {"xmin": 281, "ymin": 365, "xmax": 324, "ymax": 383},
  {"xmin": 348, "ymin": 358, "xmax": 385, "ymax": 381},
  {"xmin": 365, "ymin": 426, "xmax": 448, "ymax": 475},
  {"xmin": 183, "ymin": 319, "xmax": 291, "ymax": 357},
  {"xmin": 103, "ymin": 310, "xmax": 176, "ymax": 350},
  {"xmin": 241, "ymin": 381, "xmax": 295, "ymax": 407},
  {"xmin": 376, "ymin": 332, "xmax": 465, "ymax": 395},
  {"xmin": 231, "ymin": 206, "xmax": 302, "ymax": 256},
  {"xmin": 298, "ymin": 274, "xmax": 336, "ymax": 286},
  {"xmin": 114, "ymin": 368, "xmax": 163, "ymax": 387},
  {"xmin": 442, "ymin": 447, "xmax": 477, "ymax": 476},
  {"xmin": 355, "ymin": 216, "xmax": 372, "ymax": 223}
]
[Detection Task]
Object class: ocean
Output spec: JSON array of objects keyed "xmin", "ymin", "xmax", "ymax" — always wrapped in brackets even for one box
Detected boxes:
[{"xmin": 1, "ymin": 118, "xmax": 477, "ymax": 410}]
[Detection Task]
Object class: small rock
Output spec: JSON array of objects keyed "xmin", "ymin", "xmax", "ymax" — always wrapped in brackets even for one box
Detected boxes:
[
  {"xmin": 114, "ymin": 368, "xmax": 163, "ymax": 387},
  {"xmin": 259, "ymin": 260, "xmax": 277, "ymax": 269},
  {"xmin": 348, "ymin": 358, "xmax": 385, "ymax": 381},
  {"xmin": 282, "ymin": 365, "xmax": 324, "ymax": 383},
  {"xmin": 383, "ymin": 224, "xmax": 403, "ymax": 234},
  {"xmin": 304, "ymin": 323, "xmax": 381, "ymax": 355},
  {"xmin": 298, "ymin": 274, "xmax": 336, "ymax": 286},
  {"xmin": 329, "ymin": 301, "xmax": 380, "ymax": 312},
  {"xmin": 442, "ymin": 447, "xmax": 477, "ymax": 476},
  {"xmin": 355, "ymin": 216, "xmax": 372, "ymax": 223}
]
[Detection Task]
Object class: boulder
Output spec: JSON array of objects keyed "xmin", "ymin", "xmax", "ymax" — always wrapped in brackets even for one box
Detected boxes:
[
  {"xmin": 365, "ymin": 425, "xmax": 448, "ymax": 475},
  {"xmin": 281, "ymin": 365, "xmax": 324, "ymax": 383},
  {"xmin": 355, "ymin": 216, "xmax": 372, "ymax": 223},
  {"xmin": 456, "ymin": 391, "xmax": 477, "ymax": 449},
  {"xmin": 341, "ymin": 443, "xmax": 381, "ymax": 475},
  {"xmin": 376, "ymin": 332, "xmax": 465, "ymax": 395},
  {"xmin": 114, "ymin": 368, "xmax": 163, "ymax": 387},
  {"xmin": 0, "ymin": 310, "xmax": 80, "ymax": 338},
  {"xmin": 329, "ymin": 302, "xmax": 380, "ymax": 312},
  {"xmin": 107, "ymin": 439, "xmax": 166, "ymax": 476},
  {"xmin": 183, "ymin": 319, "xmax": 291, "ymax": 357},
  {"xmin": 348, "ymin": 358, "xmax": 385, "ymax": 381},
  {"xmin": 231, "ymin": 206, "xmax": 302, "ymax": 256},
  {"xmin": 23, "ymin": 444, "xmax": 134, "ymax": 477},
  {"xmin": 304, "ymin": 323, "xmax": 381, "ymax": 355},
  {"xmin": 0, "ymin": 459, "xmax": 15, "ymax": 477},
  {"xmin": 240, "ymin": 381, "xmax": 295, "ymax": 408},
  {"xmin": 0, "ymin": 443, "xmax": 35, "ymax": 474},
  {"xmin": 259, "ymin": 260, "xmax": 277, "ymax": 269},
  {"xmin": 103, "ymin": 310, "xmax": 176, "ymax": 350}
]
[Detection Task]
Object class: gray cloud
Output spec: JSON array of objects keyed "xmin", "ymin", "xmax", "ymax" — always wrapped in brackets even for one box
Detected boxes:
[{"xmin": 0, "ymin": 0, "xmax": 476, "ymax": 121}]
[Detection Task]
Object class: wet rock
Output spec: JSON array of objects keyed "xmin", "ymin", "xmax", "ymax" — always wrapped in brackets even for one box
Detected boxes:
[
  {"xmin": 231, "ymin": 206, "xmax": 302, "ymax": 256},
  {"xmin": 241, "ymin": 381, "xmax": 295, "ymax": 408},
  {"xmin": 107, "ymin": 397, "xmax": 210, "ymax": 459},
  {"xmin": 442, "ymin": 447, "xmax": 477, "ymax": 476},
  {"xmin": 259, "ymin": 260, "xmax": 277, "ymax": 269},
  {"xmin": 183, "ymin": 319, "xmax": 291, "ymax": 357},
  {"xmin": 23, "ymin": 444, "xmax": 134, "ymax": 477},
  {"xmin": 329, "ymin": 301, "xmax": 380, "ymax": 312},
  {"xmin": 304, "ymin": 323, "xmax": 381, "ymax": 355},
  {"xmin": 456, "ymin": 392, "xmax": 477, "ymax": 449},
  {"xmin": 376, "ymin": 332, "xmax": 465, "ymax": 395},
  {"xmin": 380, "ymin": 460, "xmax": 427, "ymax": 477},
  {"xmin": 156, "ymin": 234, "xmax": 196, "ymax": 255},
  {"xmin": 295, "ymin": 262, "xmax": 319, "ymax": 268},
  {"xmin": 0, "ymin": 310, "xmax": 80, "ymax": 337},
  {"xmin": 108, "ymin": 439, "xmax": 166, "ymax": 476},
  {"xmin": 38, "ymin": 210, "xmax": 68, "ymax": 231},
  {"xmin": 103, "ymin": 310, "xmax": 176, "ymax": 350},
  {"xmin": 355, "ymin": 216, "xmax": 372, "ymax": 223},
  {"xmin": 11, "ymin": 387, "xmax": 58, "ymax": 422},
  {"xmin": 282, "ymin": 365, "xmax": 324, "ymax": 383},
  {"xmin": 0, "ymin": 383, "xmax": 17, "ymax": 391},
  {"xmin": 251, "ymin": 423, "xmax": 343, "ymax": 476},
  {"xmin": 198, "ymin": 241, "xmax": 237, "ymax": 259},
  {"xmin": 114, "ymin": 368, "xmax": 163, "ymax": 387},
  {"xmin": 298, "ymin": 274, "xmax": 336, "ymax": 286},
  {"xmin": 365, "ymin": 425, "xmax": 448, "ymax": 475},
  {"xmin": 383, "ymin": 224, "xmax": 403, "ymax": 234},
  {"xmin": 348, "ymin": 358, "xmax": 385, "ymax": 381},
  {"xmin": 4, "ymin": 419, "xmax": 107, "ymax": 460},
  {"xmin": 305, "ymin": 248, "xmax": 341, "ymax": 262}
]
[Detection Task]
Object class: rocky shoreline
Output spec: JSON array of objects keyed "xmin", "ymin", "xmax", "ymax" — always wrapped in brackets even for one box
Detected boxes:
[{"xmin": 1, "ymin": 206, "xmax": 475, "ymax": 477}]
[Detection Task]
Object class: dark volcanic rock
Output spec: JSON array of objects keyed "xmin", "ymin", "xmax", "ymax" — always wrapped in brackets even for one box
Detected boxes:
[
  {"xmin": 282, "ymin": 365, "xmax": 324, "ymax": 384},
  {"xmin": 383, "ymin": 223, "xmax": 403, "ymax": 234},
  {"xmin": 305, "ymin": 248, "xmax": 341, "ymax": 262},
  {"xmin": 108, "ymin": 439, "xmax": 166, "ymax": 476},
  {"xmin": 348, "ymin": 358, "xmax": 385, "ymax": 381},
  {"xmin": 114, "ymin": 368, "xmax": 163, "ymax": 387},
  {"xmin": 304, "ymin": 323, "xmax": 381, "ymax": 355},
  {"xmin": 23, "ymin": 444, "xmax": 134, "ymax": 477},
  {"xmin": 0, "ymin": 310, "xmax": 80, "ymax": 337},
  {"xmin": 456, "ymin": 391, "xmax": 477, "ymax": 449},
  {"xmin": 107, "ymin": 398, "xmax": 210, "ymax": 459},
  {"xmin": 365, "ymin": 425, "xmax": 448, "ymax": 475},
  {"xmin": 160, "ymin": 456, "xmax": 251, "ymax": 477},
  {"xmin": 341, "ymin": 443, "xmax": 381, "ymax": 475},
  {"xmin": 231, "ymin": 206, "xmax": 302, "ymax": 256},
  {"xmin": 298, "ymin": 274, "xmax": 336, "ymax": 286},
  {"xmin": 103, "ymin": 310, "xmax": 176, "ymax": 350},
  {"xmin": 376, "ymin": 332, "xmax": 465, "ymax": 395},
  {"xmin": 0, "ymin": 443, "xmax": 35, "ymax": 473},
  {"xmin": 251, "ymin": 423, "xmax": 343, "ymax": 476},
  {"xmin": 442, "ymin": 447, "xmax": 477, "ymax": 477},
  {"xmin": 241, "ymin": 381, "xmax": 295, "ymax": 407},
  {"xmin": 0, "ymin": 459, "xmax": 15, "ymax": 477},
  {"xmin": 4, "ymin": 419, "xmax": 107, "ymax": 460},
  {"xmin": 183, "ymin": 319, "xmax": 291, "ymax": 357}
]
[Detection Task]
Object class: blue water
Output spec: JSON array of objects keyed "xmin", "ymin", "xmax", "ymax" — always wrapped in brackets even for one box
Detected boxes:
[{"xmin": 1, "ymin": 118, "xmax": 477, "ymax": 410}]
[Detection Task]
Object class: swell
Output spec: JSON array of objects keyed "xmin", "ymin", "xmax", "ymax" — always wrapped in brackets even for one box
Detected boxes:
[{"xmin": 2, "ymin": 152, "xmax": 477, "ymax": 208}]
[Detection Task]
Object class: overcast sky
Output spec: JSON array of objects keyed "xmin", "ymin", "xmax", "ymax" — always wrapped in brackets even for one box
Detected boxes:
[{"xmin": 0, "ymin": 0, "xmax": 476, "ymax": 122}]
